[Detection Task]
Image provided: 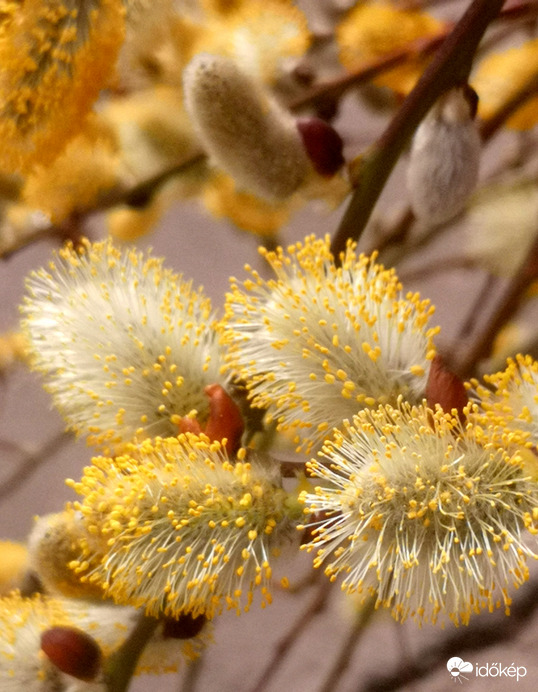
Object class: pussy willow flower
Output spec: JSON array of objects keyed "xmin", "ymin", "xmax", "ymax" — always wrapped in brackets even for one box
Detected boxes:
[
  {"xmin": 301, "ymin": 402, "xmax": 538, "ymax": 625},
  {"xmin": 21, "ymin": 238, "xmax": 226, "ymax": 450},
  {"xmin": 407, "ymin": 85, "xmax": 481, "ymax": 226},
  {"xmin": 28, "ymin": 510, "xmax": 107, "ymax": 601},
  {"xmin": 0, "ymin": 0, "xmax": 125, "ymax": 173},
  {"xmin": 224, "ymin": 234, "xmax": 439, "ymax": 452},
  {"xmin": 470, "ymin": 354, "xmax": 538, "ymax": 446},
  {"xmin": 0, "ymin": 592, "xmax": 204, "ymax": 689},
  {"xmin": 0, "ymin": 592, "xmax": 125, "ymax": 691},
  {"xmin": 183, "ymin": 53, "xmax": 310, "ymax": 200},
  {"xmin": 68, "ymin": 433, "xmax": 300, "ymax": 618}
]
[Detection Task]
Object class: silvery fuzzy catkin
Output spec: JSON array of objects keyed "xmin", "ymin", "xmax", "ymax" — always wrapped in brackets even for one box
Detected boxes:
[
  {"xmin": 407, "ymin": 86, "xmax": 481, "ymax": 225},
  {"xmin": 183, "ymin": 53, "xmax": 310, "ymax": 201}
]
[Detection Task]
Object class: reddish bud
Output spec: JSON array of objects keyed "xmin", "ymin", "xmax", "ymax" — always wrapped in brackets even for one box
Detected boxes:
[
  {"xmin": 177, "ymin": 416, "xmax": 203, "ymax": 436},
  {"xmin": 426, "ymin": 355, "xmax": 468, "ymax": 420},
  {"xmin": 296, "ymin": 117, "xmax": 344, "ymax": 177},
  {"xmin": 204, "ymin": 384, "xmax": 245, "ymax": 455},
  {"xmin": 175, "ymin": 385, "xmax": 244, "ymax": 454},
  {"xmin": 41, "ymin": 626, "xmax": 102, "ymax": 681},
  {"xmin": 162, "ymin": 613, "xmax": 207, "ymax": 639}
]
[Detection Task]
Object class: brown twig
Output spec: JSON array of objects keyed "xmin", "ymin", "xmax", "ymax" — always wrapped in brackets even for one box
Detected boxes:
[
  {"xmin": 317, "ymin": 595, "xmax": 377, "ymax": 692},
  {"xmin": 95, "ymin": 153, "xmax": 206, "ymax": 211},
  {"xmin": 248, "ymin": 575, "xmax": 332, "ymax": 692},
  {"xmin": 289, "ymin": 35, "xmax": 447, "ymax": 113},
  {"xmin": 330, "ymin": 0, "xmax": 507, "ymax": 260},
  {"xmin": 456, "ymin": 232, "xmax": 538, "ymax": 377},
  {"xmin": 0, "ymin": 153, "xmax": 207, "ymax": 260},
  {"xmin": 0, "ymin": 429, "xmax": 72, "ymax": 501},
  {"xmin": 362, "ymin": 575, "xmax": 538, "ymax": 692}
]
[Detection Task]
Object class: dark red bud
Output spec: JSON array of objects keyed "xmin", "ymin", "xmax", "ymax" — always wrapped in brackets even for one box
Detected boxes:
[
  {"xmin": 204, "ymin": 384, "xmax": 245, "ymax": 455},
  {"xmin": 162, "ymin": 613, "xmax": 207, "ymax": 639},
  {"xmin": 296, "ymin": 117, "xmax": 344, "ymax": 177},
  {"xmin": 41, "ymin": 626, "xmax": 102, "ymax": 681},
  {"xmin": 426, "ymin": 355, "xmax": 468, "ymax": 420}
]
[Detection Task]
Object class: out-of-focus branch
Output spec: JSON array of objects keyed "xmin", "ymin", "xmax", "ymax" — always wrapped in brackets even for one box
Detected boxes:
[
  {"xmin": 330, "ymin": 0, "xmax": 507, "ymax": 260},
  {"xmin": 289, "ymin": 34, "xmax": 447, "ymax": 113},
  {"xmin": 290, "ymin": 1, "xmax": 537, "ymax": 115},
  {"xmin": 456, "ymin": 232, "xmax": 538, "ymax": 377},
  {"xmin": 0, "ymin": 430, "xmax": 72, "ymax": 501},
  {"xmin": 0, "ymin": 153, "xmax": 207, "ymax": 260},
  {"xmin": 480, "ymin": 70, "xmax": 538, "ymax": 141},
  {"xmin": 317, "ymin": 596, "xmax": 377, "ymax": 692},
  {"xmin": 248, "ymin": 575, "xmax": 332, "ymax": 692},
  {"xmin": 96, "ymin": 153, "xmax": 207, "ymax": 211},
  {"xmin": 362, "ymin": 576, "xmax": 538, "ymax": 692}
]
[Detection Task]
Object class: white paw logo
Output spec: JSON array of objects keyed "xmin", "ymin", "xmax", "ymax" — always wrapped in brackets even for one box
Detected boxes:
[{"xmin": 447, "ymin": 657, "xmax": 473, "ymax": 683}]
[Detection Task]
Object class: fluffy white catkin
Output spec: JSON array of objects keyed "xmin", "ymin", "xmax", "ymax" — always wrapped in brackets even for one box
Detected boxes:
[
  {"xmin": 407, "ymin": 86, "xmax": 481, "ymax": 225},
  {"xmin": 183, "ymin": 53, "xmax": 310, "ymax": 200}
]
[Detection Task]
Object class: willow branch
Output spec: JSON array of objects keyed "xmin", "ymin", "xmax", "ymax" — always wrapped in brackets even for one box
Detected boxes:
[
  {"xmin": 0, "ymin": 153, "xmax": 207, "ymax": 260},
  {"xmin": 289, "ymin": 34, "xmax": 446, "ymax": 113},
  {"xmin": 104, "ymin": 613, "xmax": 159, "ymax": 692},
  {"xmin": 456, "ymin": 232, "xmax": 538, "ymax": 377},
  {"xmin": 95, "ymin": 153, "xmax": 207, "ymax": 211},
  {"xmin": 248, "ymin": 576, "xmax": 331, "ymax": 692},
  {"xmin": 317, "ymin": 595, "xmax": 377, "ymax": 692},
  {"xmin": 363, "ymin": 576, "xmax": 538, "ymax": 692},
  {"xmin": 330, "ymin": 0, "xmax": 507, "ymax": 259}
]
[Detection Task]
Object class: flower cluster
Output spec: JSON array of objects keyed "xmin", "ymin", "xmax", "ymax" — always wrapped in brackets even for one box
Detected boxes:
[
  {"xmin": 14, "ymin": 232, "xmax": 538, "ymax": 640},
  {"xmin": 20, "ymin": 237, "xmax": 226, "ymax": 451},
  {"xmin": 67, "ymin": 434, "xmax": 300, "ymax": 618},
  {"xmin": 300, "ymin": 402, "xmax": 538, "ymax": 625},
  {"xmin": 224, "ymin": 234, "xmax": 438, "ymax": 452}
]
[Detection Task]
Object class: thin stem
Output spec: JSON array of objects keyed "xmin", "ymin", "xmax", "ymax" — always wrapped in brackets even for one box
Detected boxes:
[
  {"xmin": 178, "ymin": 654, "xmax": 204, "ymax": 692},
  {"xmin": 363, "ymin": 576, "xmax": 538, "ymax": 692},
  {"xmin": 457, "ymin": 232, "xmax": 538, "ymax": 377},
  {"xmin": 248, "ymin": 576, "xmax": 331, "ymax": 692},
  {"xmin": 0, "ymin": 153, "xmax": 207, "ymax": 260},
  {"xmin": 104, "ymin": 613, "xmax": 159, "ymax": 692},
  {"xmin": 289, "ymin": 35, "xmax": 446, "ymax": 113},
  {"xmin": 317, "ymin": 595, "xmax": 377, "ymax": 692},
  {"xmin": 455, "ymin": 273, "xmax": 497, "ymax": 341},
  {"xmin": 0, "ymin": 429, "xmax": 72, "ymax": 501},
  {"xmin": 96, "ymin": 153, "xmax": 207, "ymax": 211},
  {"xmin": 330, "ymin": 0, "xmax": 506, "ymax": 260},
  {"xmin": 480, "ymin": 70, "xmax": 538, "ymax": 141}
]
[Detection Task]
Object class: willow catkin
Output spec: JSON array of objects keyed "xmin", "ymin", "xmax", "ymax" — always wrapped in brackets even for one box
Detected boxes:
[{"xmin": 407, "ymin": 86, "xmax": 481, "ymax": 225}]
